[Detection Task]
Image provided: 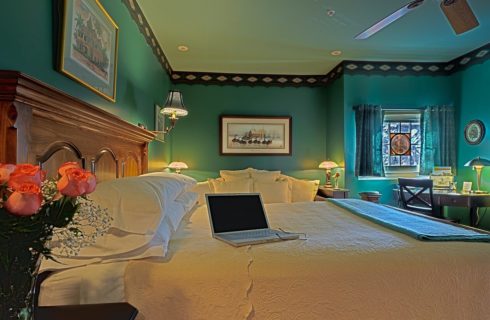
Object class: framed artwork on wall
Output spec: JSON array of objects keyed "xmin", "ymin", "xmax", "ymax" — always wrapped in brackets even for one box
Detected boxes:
[
  {"xmin": 220, "ymin": 115, "xmax": 292, "ymax": 155},
  {"xmin": 154, "ymin": 104, "xmax": 165, "ymax": 142},
  {"xmin": 58, "ymin": 0, "xmax": 119, "ymax": 102},
  {"xmin": 464, "ymin": 120, "xmax": 485, "ymax": 145}
]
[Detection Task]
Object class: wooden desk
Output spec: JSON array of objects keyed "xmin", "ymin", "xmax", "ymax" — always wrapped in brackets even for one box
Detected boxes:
[
  {"xmin": 394, "ymin": 189, "xmax": 490, "ymax": 227},
  {"xmin": 36, "ymin": 303, "xmax": 138, "ymax": 320}
]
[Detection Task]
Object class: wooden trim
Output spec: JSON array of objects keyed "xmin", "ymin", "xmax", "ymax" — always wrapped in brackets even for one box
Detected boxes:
[{"xmin": 0, "ymin": 71, "xmax": 155, "ymax": 174}]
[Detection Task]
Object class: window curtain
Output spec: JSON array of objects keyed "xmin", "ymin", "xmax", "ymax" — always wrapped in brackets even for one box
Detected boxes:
[
  {"xmin": 354, "ymin": 105, "xmax": 383, "ymax": 176},
  {"xmin": 420, "ymin": 106, "xmax": 456, "ymax": 175}
]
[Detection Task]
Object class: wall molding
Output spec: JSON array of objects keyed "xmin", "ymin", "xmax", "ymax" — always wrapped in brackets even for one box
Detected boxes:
[{"xmin": 123, "ymin": 0, "xmax": 490, "ymax": 87}]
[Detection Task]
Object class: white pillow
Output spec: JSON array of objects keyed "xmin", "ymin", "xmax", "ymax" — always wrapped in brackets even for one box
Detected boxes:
[
  {"xmin": 253, "ymin": 180, "xmax": 290, "ymax": 204},
  {"xmin": 191, "ymin": 181, "xmax": 213, "ymax": 206},
  {"xmin": 165, "ymin": 191, "xmax": 198, "ymax": 231},
  {"xmin": 140, "ymin": 172, "xmax": 197, "ymax": 196},
  {"xmin": 89, "ymin": 177, "xmax": 166, "ymax": 235},
  {"xmin": 220, "ymin": 169, "xmax": 251, "ymax": 181},
  {"xmin": 209, "ymin": 178, "xmax": 252, "ymax": 193},
  {"xmin": 251, "ymin": 170, "xmax": 281, "ymax": 182},
  {"xmin": 288, "ymin": 177, "xmax": 320, "ymax": 202}
]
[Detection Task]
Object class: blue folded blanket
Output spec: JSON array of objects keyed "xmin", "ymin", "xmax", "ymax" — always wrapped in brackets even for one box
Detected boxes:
[{"xmin": 328, "ymin": 199, "xmax": 490, "ymax": 242}]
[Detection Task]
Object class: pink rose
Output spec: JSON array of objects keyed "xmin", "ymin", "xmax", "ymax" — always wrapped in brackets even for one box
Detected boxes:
[
  {"xmin": 57, "ymin": 168, "xmax": 96, "ymax": 197},
  {"xmin": 0, "ymin": 163, "xmax": 16, "ymax": 184},
  {"xmin": 4, "ymin": 183, "xmax": 42, "ymax": 216},
  {"xmin": 8, "ymin": 164, "xmax": 46, "ymax": 190},
  {"xmin": 58, "ymin": 162, "xmax": 81, "ymax": 176}
]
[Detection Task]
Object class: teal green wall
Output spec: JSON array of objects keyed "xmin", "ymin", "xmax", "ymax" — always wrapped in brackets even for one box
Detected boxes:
[
  {"xmin": 0, "ymin": 0, "xmax": 170, "ymax": 168},
  {"xmin": 324, "ymin": 77, "xmax": 346, "ymax": 186},
  {"xmin": 169, "ymin": 84, "xmax": 328, "ymax": 181},
  {"xmin": 343, "ymin": 74, "xmax": 460, "ymax": 204},
  {"xmin": 453, "ymin": 60, "xmax": 490, "ymax": 227}
]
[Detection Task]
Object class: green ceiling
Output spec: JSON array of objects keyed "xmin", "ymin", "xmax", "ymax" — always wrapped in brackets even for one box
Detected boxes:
[{"xmin": 137, "ymin": 0, "xmax": 490, "ymax": 75}]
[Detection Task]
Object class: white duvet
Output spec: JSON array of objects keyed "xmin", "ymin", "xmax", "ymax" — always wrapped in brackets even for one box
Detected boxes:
[{"xmin": 41, "ymin": 201, "xmax": 490, "ymax": 319}]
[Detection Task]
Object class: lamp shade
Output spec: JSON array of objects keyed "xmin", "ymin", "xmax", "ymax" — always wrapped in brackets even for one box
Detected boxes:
[
  {"xmin": 162, "ymin": 90, "xmax": 188, "ymax": 117},
  {"xmin": 319, "ymin": 161, "xmax": 339, "ymax": 170},
  {"xmin": 168, "ymin": 162, "xmax": 189, "ymax": 170},
  {"xmin": 464, "ymin": 157, "xmax": 490, "ymax": 167}
]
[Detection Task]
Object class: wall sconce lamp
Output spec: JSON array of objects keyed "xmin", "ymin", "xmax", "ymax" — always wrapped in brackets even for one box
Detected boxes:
[
  {"xmin": 465, "ymin": 156, "xmax": 490, "ymax": 194},
  {"xmin": 160, "ymin": 90, "xmax": 188, "ymax": 135},
  {"xmin": 319, "ymin": 160, "xmax": 339, "ymax": 188},
  {"xmin": 168, "ymin": 161, "xmax": 188, "ymax": 174}
]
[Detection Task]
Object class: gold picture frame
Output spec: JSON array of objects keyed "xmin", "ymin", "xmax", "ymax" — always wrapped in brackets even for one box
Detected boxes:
[{"xmin": 58, "ymin": 0, "xmax": 119, "ymax": 102}]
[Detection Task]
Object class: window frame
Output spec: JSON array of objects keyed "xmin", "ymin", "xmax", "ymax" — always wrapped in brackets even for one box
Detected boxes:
[{"xmin": 382, "ymin": 109, "xmax": 423, "ymax": 179}]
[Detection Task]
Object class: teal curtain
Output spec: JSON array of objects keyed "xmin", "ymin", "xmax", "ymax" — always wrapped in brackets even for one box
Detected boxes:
[
  {"xmin": 420, "ymin": 106, "xmax": 456, "ymax": 175},
  {"xmin": 354, "ymin": 105, "xmax": 383, "ymax": 176}
]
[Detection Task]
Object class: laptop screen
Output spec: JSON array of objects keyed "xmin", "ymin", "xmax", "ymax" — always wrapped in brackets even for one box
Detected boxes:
[{"xmin": 207, "ymin": 194, "xmax": 269, "ymax": 233}]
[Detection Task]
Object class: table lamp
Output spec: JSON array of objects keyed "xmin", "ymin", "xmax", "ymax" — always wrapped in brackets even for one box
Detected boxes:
[
  {"xmin": 168, "ymin": 161, "xmax": 188, "ymax": 174},
  {"xmin": 319, "ymin": 161, "xmax": 338, "ymax": 187},
  {"xmin": 464, "ymin": 157, "xmax": 490, "ymax": 194}
]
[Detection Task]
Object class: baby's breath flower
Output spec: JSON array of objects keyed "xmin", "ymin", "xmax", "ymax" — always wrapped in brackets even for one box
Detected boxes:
[{"xmin": 49, "ymin": 194, "xmax": 111, "ymax": 256}]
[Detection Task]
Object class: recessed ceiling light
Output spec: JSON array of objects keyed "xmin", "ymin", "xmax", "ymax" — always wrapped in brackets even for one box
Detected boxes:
[
  {"xmin": 326, "ymin": 9, "xmax": 336, "ymax": 17},
  {"xmin": 177, "ymin": 45, "xmax": 189, "ymax": 52},
  {"xmin": 330, "ymin": 50, "xmax": 342, "ymax": 56}
]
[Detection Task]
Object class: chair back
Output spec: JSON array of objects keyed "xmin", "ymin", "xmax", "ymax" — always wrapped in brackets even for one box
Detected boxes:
[{"xmin": 398, "ymin": 178, "xmax": 434, "ymax": 215}]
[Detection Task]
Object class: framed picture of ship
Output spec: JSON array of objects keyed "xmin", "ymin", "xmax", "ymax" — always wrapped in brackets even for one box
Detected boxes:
[
  {"xmin": 58, "ymin": 0, "xmax": 119, "ymax": 102},
  {"xmin": 220, "ymin": 115, "xmax": 292, "ymax": 155}
]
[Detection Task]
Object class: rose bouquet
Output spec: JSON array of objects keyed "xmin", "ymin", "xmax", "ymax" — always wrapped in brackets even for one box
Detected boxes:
[{"xmin": 0, "ymin": 162, "xmax": 110, "ymax": 320}]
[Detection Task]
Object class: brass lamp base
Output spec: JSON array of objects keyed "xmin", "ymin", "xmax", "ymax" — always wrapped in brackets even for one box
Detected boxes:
[{"xmin": 474, "ymin": 190, "xmax": 488, "ymax": 194}]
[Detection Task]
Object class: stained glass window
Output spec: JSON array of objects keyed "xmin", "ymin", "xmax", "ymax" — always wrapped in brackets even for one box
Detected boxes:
[{"xmin": 382, "ymin": 121, "xmax": 421, "ymax": 167}]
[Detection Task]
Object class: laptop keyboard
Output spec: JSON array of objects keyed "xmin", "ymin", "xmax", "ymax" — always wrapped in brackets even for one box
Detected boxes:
[{"xmin": 224, "ymin": 229, "xmax": 276, "ymax": 240}]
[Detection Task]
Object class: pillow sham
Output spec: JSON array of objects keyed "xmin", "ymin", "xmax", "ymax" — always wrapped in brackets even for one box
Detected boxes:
[
  {"xmin": 141, "ymin": 172, "xmax": 197, "ymax": 195},
  {"xmin": 191, "ymin": 181, "xmax": 213, "ymax": 206},
  {"xmin": 250, "ymin": 170, "xmax": 281, "ymax": 182},
  {"xmin": 209, "ymin": 178, "xmax": 253, "ymax": 193},
  {"xmin": 219, "ymin": 169, "xmax": 251, "ymax": 181},
  {"xmin": 253, "ymin": 180, "xmax": 289, "ymax": 204},
  {"xmin": 288, "ymin": 177, "xmax": 320, "ymax": 202},
  {"xmin": 88, "ymin": 177, "xmax": 166, "ymax": 235},
  {"xmin": 165, "ymin": 191, "xmax": 198, "ymax": 231}
]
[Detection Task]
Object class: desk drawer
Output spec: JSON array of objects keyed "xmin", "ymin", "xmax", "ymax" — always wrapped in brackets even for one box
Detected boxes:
[{"xmin": 435, "ymin": 195, "xmax": 469, "ymax": 207}]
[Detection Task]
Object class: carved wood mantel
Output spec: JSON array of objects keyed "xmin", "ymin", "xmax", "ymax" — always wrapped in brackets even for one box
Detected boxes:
[{"xmin": 0, "ymin": 70, "xmax": 155, "ymax": 175}]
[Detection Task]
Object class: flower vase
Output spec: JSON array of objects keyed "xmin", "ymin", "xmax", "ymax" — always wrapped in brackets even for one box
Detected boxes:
[
  {"xmin": 334, "ymin": 178, "xmax": 339, "ymax": 189},
  {"xmin": 0, "ymin": 237, "xmax": 43, "ymax": 320}
]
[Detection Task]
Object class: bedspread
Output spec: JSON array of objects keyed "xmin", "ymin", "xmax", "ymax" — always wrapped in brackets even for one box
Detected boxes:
[{"xmin": 122, "ymin": 201, "xmax": 490, "ymax": 320}]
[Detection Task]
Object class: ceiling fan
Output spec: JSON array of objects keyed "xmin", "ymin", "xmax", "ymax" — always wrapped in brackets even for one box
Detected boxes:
[{"xmin": 355, "ymin": 0, "xmax": 480, "ymax": 40}]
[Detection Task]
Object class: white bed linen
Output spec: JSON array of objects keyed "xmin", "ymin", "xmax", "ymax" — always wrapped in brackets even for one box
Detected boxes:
[
  {"xmin": 122, "ymin": 201, "xmax": 490, "ymax": 320},
  {"xmin": 40, "ymin": 201, "xmax": 490, "ymax": 319}
]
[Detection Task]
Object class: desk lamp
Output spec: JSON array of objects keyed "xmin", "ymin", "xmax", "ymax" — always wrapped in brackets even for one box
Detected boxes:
[
  {"xmin": 168, "ymin": 161, "xmax": 188, "ymax": 174},
  {"xmin": 319, "ymin": 161, "xmax": 338, "ymax": 187},
  {"xmin": 464, "ymin": 157, "xmax": 490, "ymax": 194}
]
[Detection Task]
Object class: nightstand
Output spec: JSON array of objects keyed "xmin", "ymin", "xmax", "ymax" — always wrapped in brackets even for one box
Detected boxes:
[
  {"xmin": 317, "ymin": 187, "xmax": 349, "ymax": 199},
  {"xmin": 36, "ymin": 303, "xmax": 138, "ymax": 320}
]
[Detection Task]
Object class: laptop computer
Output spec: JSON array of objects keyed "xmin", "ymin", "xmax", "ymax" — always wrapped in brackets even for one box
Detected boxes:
[{"xmin": 206, "ymin": 193, "xmax": 300, "ymax": 247}]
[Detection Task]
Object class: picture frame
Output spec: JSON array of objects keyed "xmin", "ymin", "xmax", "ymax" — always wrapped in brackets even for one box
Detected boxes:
[
  {"xmin": 154, "ymin": 104, "xmax": 165, "ymax": 142},
  {"xmin": 220, "ymin": 115, "xmax": 292, "ymax": 155},
  {"xmin": 58, "ymin": 0, "xmax": 119, "ymax": 102},
  {"xmin": 462, "ymin": 181, "xmax": 472, "ymax": 194},
  {"xmin": 464, "ymin": 120, "xmax": 485, "ymax": 145}
]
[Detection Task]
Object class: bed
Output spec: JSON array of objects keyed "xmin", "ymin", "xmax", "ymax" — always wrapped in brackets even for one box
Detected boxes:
[{"xmin": 2, "ymin": 71, "xmax": 490, "ymax": 320}]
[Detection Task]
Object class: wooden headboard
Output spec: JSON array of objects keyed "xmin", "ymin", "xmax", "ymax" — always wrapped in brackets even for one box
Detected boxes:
[{"xmin": 0, "ymin": 71, "xmax": 156, "ymax": 181}]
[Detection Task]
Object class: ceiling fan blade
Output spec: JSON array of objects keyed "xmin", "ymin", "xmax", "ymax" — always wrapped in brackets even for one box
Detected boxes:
[
  {"xmin": 355, "ymin": 0, "xmax": 425, "ymax": 40},
  {"xmin": 440, "ymin": 0, "xmax": 479, "ymax": 35}
]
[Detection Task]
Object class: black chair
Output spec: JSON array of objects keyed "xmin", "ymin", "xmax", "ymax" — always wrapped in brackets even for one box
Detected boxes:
[{"xmin": 398, "ymin": 178, "xmax": 435, "ymax": 216}]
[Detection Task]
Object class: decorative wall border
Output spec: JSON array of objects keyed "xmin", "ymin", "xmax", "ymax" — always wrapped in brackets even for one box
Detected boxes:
[
  {"xmin": 123, "ymin": 0, "xmax": 490, "ymax": 87},
  {"xmin": 122, "ymin": 0, "xmax": 173, "ymax": 75}
]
